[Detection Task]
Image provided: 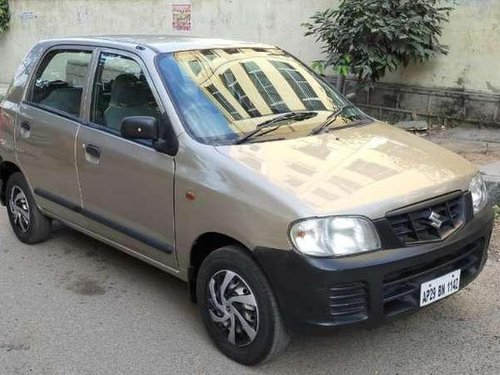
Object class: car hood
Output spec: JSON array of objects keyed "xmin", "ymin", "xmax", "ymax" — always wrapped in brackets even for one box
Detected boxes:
[{"xmin": 214, "ymin": 122, "xmax": 478, "ymax": 219}]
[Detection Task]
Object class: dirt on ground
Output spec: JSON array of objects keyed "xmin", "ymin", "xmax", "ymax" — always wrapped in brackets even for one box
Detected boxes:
[{"xmin": 489, "ymin": 221, "xmax": 500, "ymax": 262}]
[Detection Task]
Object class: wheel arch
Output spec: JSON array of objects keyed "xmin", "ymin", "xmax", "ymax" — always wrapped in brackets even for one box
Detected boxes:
[
  {"xmin": 0, "ymin": 160, "xmax": 22, "ymax": 205},
  {"xmin": 188, "ymin": 231, "xmax": 256, "ymax": 303}
]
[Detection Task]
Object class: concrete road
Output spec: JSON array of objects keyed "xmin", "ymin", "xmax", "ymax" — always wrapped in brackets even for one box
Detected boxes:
[{"xmin": 1, "ymin": 211, "xmax": 499, "ymax": 375}]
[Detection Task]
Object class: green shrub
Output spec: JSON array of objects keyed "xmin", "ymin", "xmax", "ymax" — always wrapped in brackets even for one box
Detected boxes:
[
  {"xmin": 0, "ymin": 0, "xmax": 10, "ymax": 34},
  {"xmin": 303, "ymin": 0, "xmax": 453, "ymax": 83}
]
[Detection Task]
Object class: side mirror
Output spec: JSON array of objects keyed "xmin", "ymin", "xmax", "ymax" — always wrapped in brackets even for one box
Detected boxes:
[
  {"xmin": 120, "ymin": 114, "xmax": 179, "ymax": 156},
  {"xmin": 121, "ymin": 116, "xmax": 159, "ymax": 141}
]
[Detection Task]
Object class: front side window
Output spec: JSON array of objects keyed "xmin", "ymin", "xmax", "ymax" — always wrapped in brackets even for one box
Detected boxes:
[
  {"xmin": 31, "ymin": 49, "xmax": 93, "ymax": 117},
  {"xmin": 157, "ymin": 48, "xmax": 369, "ymax": 145},
  {"xmin": 91, "ymin": 52, "xmax": 161, "ymax": 135}
]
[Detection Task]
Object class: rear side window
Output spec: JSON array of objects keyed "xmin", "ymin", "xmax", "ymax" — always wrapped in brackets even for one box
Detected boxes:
[{"xmin": 30, "ymin": 50, "xmax": 92, "ymax": 117}]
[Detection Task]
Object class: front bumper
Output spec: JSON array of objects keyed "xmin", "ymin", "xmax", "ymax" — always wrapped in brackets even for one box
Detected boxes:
[{"xmin": 254, "ymin": 206, "xmax": 493, "ymax": 334}]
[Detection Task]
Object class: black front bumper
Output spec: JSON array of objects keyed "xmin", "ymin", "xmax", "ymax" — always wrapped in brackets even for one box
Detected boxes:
[{"xmin": 254, "ymin": 207, "xmax": 493, "ymax": 334}]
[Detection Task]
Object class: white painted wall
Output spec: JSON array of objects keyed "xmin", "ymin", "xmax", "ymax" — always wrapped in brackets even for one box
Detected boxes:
[
  {"xmin": 0, "ymin": 0, "xmax": 499, "ymax": 93},
  {"xmin": 0, "ymin": 0, "xmax": 334, "ymax": 83},
  {"xmin": 383, "ymin": 0, "xmax": 500, "ymax": 93}
]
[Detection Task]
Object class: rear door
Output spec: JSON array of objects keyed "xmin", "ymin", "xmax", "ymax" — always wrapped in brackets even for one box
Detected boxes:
[
  {"xmin": 16, "ymin": 46, "xmax": 94, "ymax": 220},
  {"xmin": 75, "ymin": 50, "xmax": 177, "ymax": 269}
]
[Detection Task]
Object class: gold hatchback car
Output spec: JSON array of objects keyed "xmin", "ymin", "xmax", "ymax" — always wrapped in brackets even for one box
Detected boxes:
[{"xmin": 0, "ymin": 36, "xmax": 493, "ymax": 365}]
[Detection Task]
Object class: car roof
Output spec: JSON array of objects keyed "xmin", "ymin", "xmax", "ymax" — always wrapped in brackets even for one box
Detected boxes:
[{"xmin": 39, "ymin": 35, "xmax": 275, "ymax": 54}]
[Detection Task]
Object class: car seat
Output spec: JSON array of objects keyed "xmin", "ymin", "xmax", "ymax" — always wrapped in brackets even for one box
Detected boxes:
[{"xmin": 104, "ymin": 74, "xmax": 158, "ymax": 132}]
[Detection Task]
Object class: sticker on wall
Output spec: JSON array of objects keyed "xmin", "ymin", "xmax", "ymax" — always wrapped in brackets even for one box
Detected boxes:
[{"xmin": 172, "ymin": 4, "xmax": 192, "ymax": 32}]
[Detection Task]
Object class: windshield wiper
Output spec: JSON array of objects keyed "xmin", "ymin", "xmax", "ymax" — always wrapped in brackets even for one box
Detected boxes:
[
  {"xmin": 234, "ymin": 111, "xmax": 317, "ymax": 144},
  {"xmin": 309, "ymin": 104, "xmax": 356, "ymax": 135}
]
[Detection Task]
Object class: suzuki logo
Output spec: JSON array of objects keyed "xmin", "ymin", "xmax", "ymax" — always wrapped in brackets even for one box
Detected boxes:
[{"xmin": 427, "ymin": 210, "xmax": 445, "ymax": 230}]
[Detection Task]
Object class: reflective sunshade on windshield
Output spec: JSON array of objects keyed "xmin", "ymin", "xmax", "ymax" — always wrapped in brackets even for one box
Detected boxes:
[{"xmin": 157, "ymin": 48, "xmax": 368, "ymax": 144}]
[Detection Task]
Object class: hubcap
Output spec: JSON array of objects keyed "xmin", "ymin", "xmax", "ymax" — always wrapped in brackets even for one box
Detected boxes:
[
  {"xmin": 207, "ymin": 270, "xmax": 259, "ymax": 347},
  {"xmin": 9, "ymin": 186, "xmax": 30, "ymax": 233}
]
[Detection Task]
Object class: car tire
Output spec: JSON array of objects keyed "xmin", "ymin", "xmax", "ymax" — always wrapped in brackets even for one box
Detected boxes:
[
  {"xmin": 196, "ymin": 245, "xmax": 290, "ymax": 365},
  {"xmin": 5, "ymin": 172, "xmax": 52, "ymax": 244}
]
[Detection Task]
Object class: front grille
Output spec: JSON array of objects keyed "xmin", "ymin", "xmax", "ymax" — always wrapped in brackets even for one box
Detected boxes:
[
  {"xmin": 382, "ymin": 239, "xmax": 484, "ymax": 317},
  {"xmin": 329, "ymin": 282, "xmax": 368, "ymax": 324},
  {"xmin": 387, "ymin": 194, "xmax": 465, "ymax": 244}
]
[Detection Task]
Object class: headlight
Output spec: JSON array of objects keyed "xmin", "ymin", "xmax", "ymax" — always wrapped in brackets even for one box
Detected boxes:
[
  {"xmin": 470, "ymin": 173, "xmax": 488, "ymax": 214},
  {"xmin": 289, "ymin": 216, "xmax": 381, "ymax": 257}
]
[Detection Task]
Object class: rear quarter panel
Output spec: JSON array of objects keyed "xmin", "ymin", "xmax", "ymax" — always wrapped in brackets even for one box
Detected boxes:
[{"xmin": 0, "ymin": 43, "xmax": 46, "ymax": 164}]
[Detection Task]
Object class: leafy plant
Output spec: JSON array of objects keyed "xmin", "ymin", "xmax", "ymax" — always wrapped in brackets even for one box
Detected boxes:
[
  {"xmin": 303, "ymin": 0, "xmax": 453, "ymax": 83},
  {"xmin": 493, "ymin": 205, "xmax": 500, "ymax": 220},
  {"xmin": 0, "ymin": 0, "xmax": 10, "ymax": 34}
]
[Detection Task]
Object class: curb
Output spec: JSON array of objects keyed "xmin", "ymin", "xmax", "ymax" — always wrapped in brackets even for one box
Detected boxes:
[
  {"xmin": 480, "ymin": 162, "xmax": 500, "ymax": 206},
  {"xmin": 485, "ymin": 180, "xmax": 500, "ymax": 207}
]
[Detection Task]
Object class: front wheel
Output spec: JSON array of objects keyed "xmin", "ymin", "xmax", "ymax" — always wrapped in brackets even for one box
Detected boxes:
[
  {"xmin": 5, "ymin": 172, "xmax": 52, "ymax": 244},
  {"xmin": 196, "ymin": 246, "xmax": 290, "ymax": 365}
]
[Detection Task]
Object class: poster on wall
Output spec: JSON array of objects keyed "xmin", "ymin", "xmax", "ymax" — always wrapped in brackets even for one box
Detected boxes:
[{"xmin": 172, "ymin": 4, "xmax": 192, "ymax": 32}]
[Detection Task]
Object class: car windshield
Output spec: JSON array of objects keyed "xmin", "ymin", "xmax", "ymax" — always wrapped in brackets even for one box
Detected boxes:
[{"xmin": 156, "ymin": 47, "xmax": 370, "ymax": 145}]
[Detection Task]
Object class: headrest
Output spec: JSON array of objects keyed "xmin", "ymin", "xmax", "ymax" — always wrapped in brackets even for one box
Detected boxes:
[
  {"xmin": 110, "ymin": 74, "xmax": 149, "ymax": 107},
  {"xmin": 41, "ymin": 87, "xmax": 83, "ymax": 115}
]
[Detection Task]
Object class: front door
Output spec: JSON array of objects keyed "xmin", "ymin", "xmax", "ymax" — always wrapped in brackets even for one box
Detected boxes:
[
  {"xmin": 76, "ymin": 50, "xmax": 176, "ymax": 268},
  {"xmin": 16, "ymin": 48, "xmax": 94, "ymax": 219}
]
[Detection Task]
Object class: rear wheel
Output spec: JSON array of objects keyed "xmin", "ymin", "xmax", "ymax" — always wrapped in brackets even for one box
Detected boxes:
[
  {"xmin": 6, "ymin": 172, "xmax": 52, "ymax": 244},
  {"xmin": 196, "ymin": 246, "xmax": 290, "ymax": 365}
]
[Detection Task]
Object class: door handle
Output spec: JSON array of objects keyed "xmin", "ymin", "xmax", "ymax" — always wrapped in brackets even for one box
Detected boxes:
[
  {"xmin": 85, "ymin": 144, "xmax": 101, "ymax": 159},
  {"xmin": 19, "ymin": 121, "xmax": 31, "ymax": 138},
  {"xmin": 83, "ymin": 143, "xmax": 101, "ymax": 164},
  {"xmin": 20, "ymin": 121, "xmax": 31, "ymax": 132}
]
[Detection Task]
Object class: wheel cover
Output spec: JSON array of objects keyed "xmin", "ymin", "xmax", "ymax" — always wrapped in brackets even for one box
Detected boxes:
[
  {"xmin": 9, "ymin": 186, "xmax": 30, "ymax": 233},
  {"xmin": 207, "ymin": 270, "xmax": 260, "ymax": 347}
]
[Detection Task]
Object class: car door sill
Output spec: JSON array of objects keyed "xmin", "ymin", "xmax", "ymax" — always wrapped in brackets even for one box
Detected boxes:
[
  {"xmin": 39, "ymin": 209, "xmax": 181, "ymax": 279},
  {"xmin": 34, "ymin": 188, "xmax": 174, "ymax": 254}
]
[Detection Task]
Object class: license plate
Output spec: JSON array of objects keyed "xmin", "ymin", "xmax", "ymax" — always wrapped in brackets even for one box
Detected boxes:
[{"xmin": 420, "ymin": 270, "xmax": 461, "ymax": 307}]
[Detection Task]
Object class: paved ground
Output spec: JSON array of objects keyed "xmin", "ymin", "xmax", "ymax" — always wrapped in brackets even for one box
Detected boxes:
[
  {"xmin": 1, "ymin": 213, "xmax": 500, "ymax": 374},
  {"xmin": 426, "ymin": 127, "xmax": 500, "ymax": 167}
]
